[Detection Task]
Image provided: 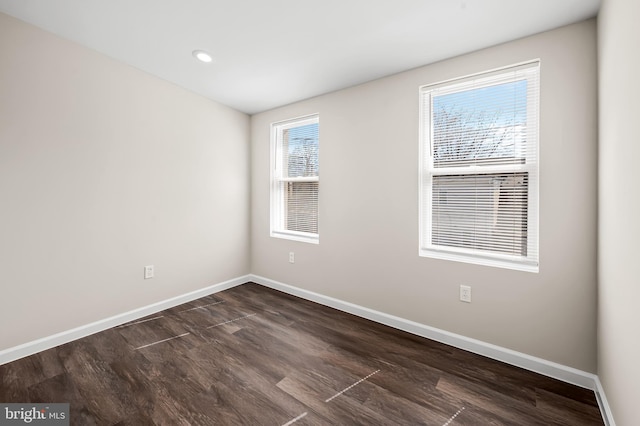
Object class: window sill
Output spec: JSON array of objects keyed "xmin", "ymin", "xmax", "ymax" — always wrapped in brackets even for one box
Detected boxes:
[
  {"xmin": 271, "ymin": 231, "xmax": 319, "ymax": 245},
  {"xmin": 419, "ymin": 247, "xmax": 538, "ymax": 273}
]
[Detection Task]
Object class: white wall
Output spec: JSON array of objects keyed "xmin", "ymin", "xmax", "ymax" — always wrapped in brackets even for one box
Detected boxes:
[
  {"xmin": 0, "ymin": 13, "xmax": 250, "ymax": 351},
  {"xmin": 598, "ymin": 0, "xmax": 640, "ymax": 424},
  {"xmin": 252, "ymin": 20, "xmax": 598, "ymax": 372}
]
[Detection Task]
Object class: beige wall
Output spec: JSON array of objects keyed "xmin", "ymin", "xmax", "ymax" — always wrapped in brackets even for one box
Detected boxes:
[
  {"xmin": 0, "ymin": 13, "xmax": 250, "ymax": 351},
  {"xmin": 252, "ymin": 20, "xmax": 598, "ymax": 372},
  {"xmin": 598, "ymin": 0, "xmax": 640, "ymax": 424}
]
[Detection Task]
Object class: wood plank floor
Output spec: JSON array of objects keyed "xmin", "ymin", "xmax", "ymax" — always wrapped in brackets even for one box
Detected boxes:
[{"xmin": 0, "ymin": 283, "xmax": 604, "ymax": 425}]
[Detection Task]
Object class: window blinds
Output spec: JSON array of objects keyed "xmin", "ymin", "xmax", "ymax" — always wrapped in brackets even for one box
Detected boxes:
[{"xmin": 420, "ymin": 61, "xmax": 539, "ymax": 271}]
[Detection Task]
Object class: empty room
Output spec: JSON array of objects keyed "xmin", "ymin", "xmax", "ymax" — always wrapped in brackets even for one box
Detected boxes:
[{"xmin": 0, "ymin": 0, "xmax": 637, "ymax": 425}]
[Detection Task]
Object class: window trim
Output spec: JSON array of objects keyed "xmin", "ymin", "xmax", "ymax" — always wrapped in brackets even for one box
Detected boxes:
[
  {"xmin": 418, "ymin": 61, "xmax": 540, "ymax": 273},
  {"xmin": 270, "ymin": 113, "xmax": 320, "ymax": 244}
]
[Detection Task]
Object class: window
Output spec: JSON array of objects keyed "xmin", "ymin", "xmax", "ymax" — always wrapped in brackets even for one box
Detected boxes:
[
  {"xmin": 419, "ymin": 61, "xmax": 539, "ymax": 272},
  {"xmin": 271, "ymin": 114, "xmax": 319, "ymax": 244}
]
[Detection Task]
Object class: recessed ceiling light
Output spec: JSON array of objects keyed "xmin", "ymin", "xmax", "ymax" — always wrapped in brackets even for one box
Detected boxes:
[{"xmin": 192, "ymin": 50, "xmax": 213, "ymax": 63}]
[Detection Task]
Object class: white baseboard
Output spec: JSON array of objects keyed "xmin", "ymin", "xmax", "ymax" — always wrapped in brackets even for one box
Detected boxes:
[
  {"xmin": 0, "ymin": 275, "xmax": 249, "ymax": 366},
  {"xmin": 250, "ymin": 274, "xmax": 597, "ymax": 389},
  {"xmin": 594, "ymin": 376, "xmax": 617, "ymax": 426}
]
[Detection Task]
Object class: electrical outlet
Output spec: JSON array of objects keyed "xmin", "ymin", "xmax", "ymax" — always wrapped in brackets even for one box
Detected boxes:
[
  {"xmin": 289, "ymin": 252, "xmax": 295, "ymax": 264},
  {"xmin": 144, "ymin": 265, "xmax": 154, "ymax": 279},
  {"xmin": 460, "ymin": 285, "xmax": 471, "ymax": 303}
]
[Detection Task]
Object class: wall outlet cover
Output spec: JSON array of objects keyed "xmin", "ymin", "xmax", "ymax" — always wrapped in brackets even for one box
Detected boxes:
[
  {"xmin": 460, "ymin": 285, "xmax": 471, "ymax": 303},
  {"xmin": 144, "ymin": 265, "xmax": 154, "ymax": 279}
]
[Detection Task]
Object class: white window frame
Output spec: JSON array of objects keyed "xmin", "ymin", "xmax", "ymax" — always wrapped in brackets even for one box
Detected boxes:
[
  {"xmin": 270, "ymin": 114, "xmax": 319, "ymax": 244},
  {"xmin": 419, "ymin": 61, "xmax": 540, "ymax": 272}
]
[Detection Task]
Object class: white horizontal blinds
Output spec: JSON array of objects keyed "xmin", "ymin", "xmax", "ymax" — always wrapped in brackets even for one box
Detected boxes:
[
  {"xmin": 283, "ymin": 181, "xmax": 318, "ymax": 233},
  {"xmin": 275, "ymin": 115, "xmax": 319, "ymax": 237},
  {"xmin": 421, "ymin": 61, "xmax": 539, "ymax": 268},
  {"xmin": 432, "ymin": 173, "xmax": 529, "ymax": 256}
]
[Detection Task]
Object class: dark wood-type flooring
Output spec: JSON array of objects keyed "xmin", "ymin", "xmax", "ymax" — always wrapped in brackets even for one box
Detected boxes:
[{"xmin": 0, "ymin": 283, "xmax": 604, "ymax": 425}]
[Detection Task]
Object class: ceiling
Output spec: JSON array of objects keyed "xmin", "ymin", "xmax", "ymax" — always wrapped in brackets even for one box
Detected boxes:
[{"xmin": 0, "ymin": 0, "xmax": 600, "ymax": 115}]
